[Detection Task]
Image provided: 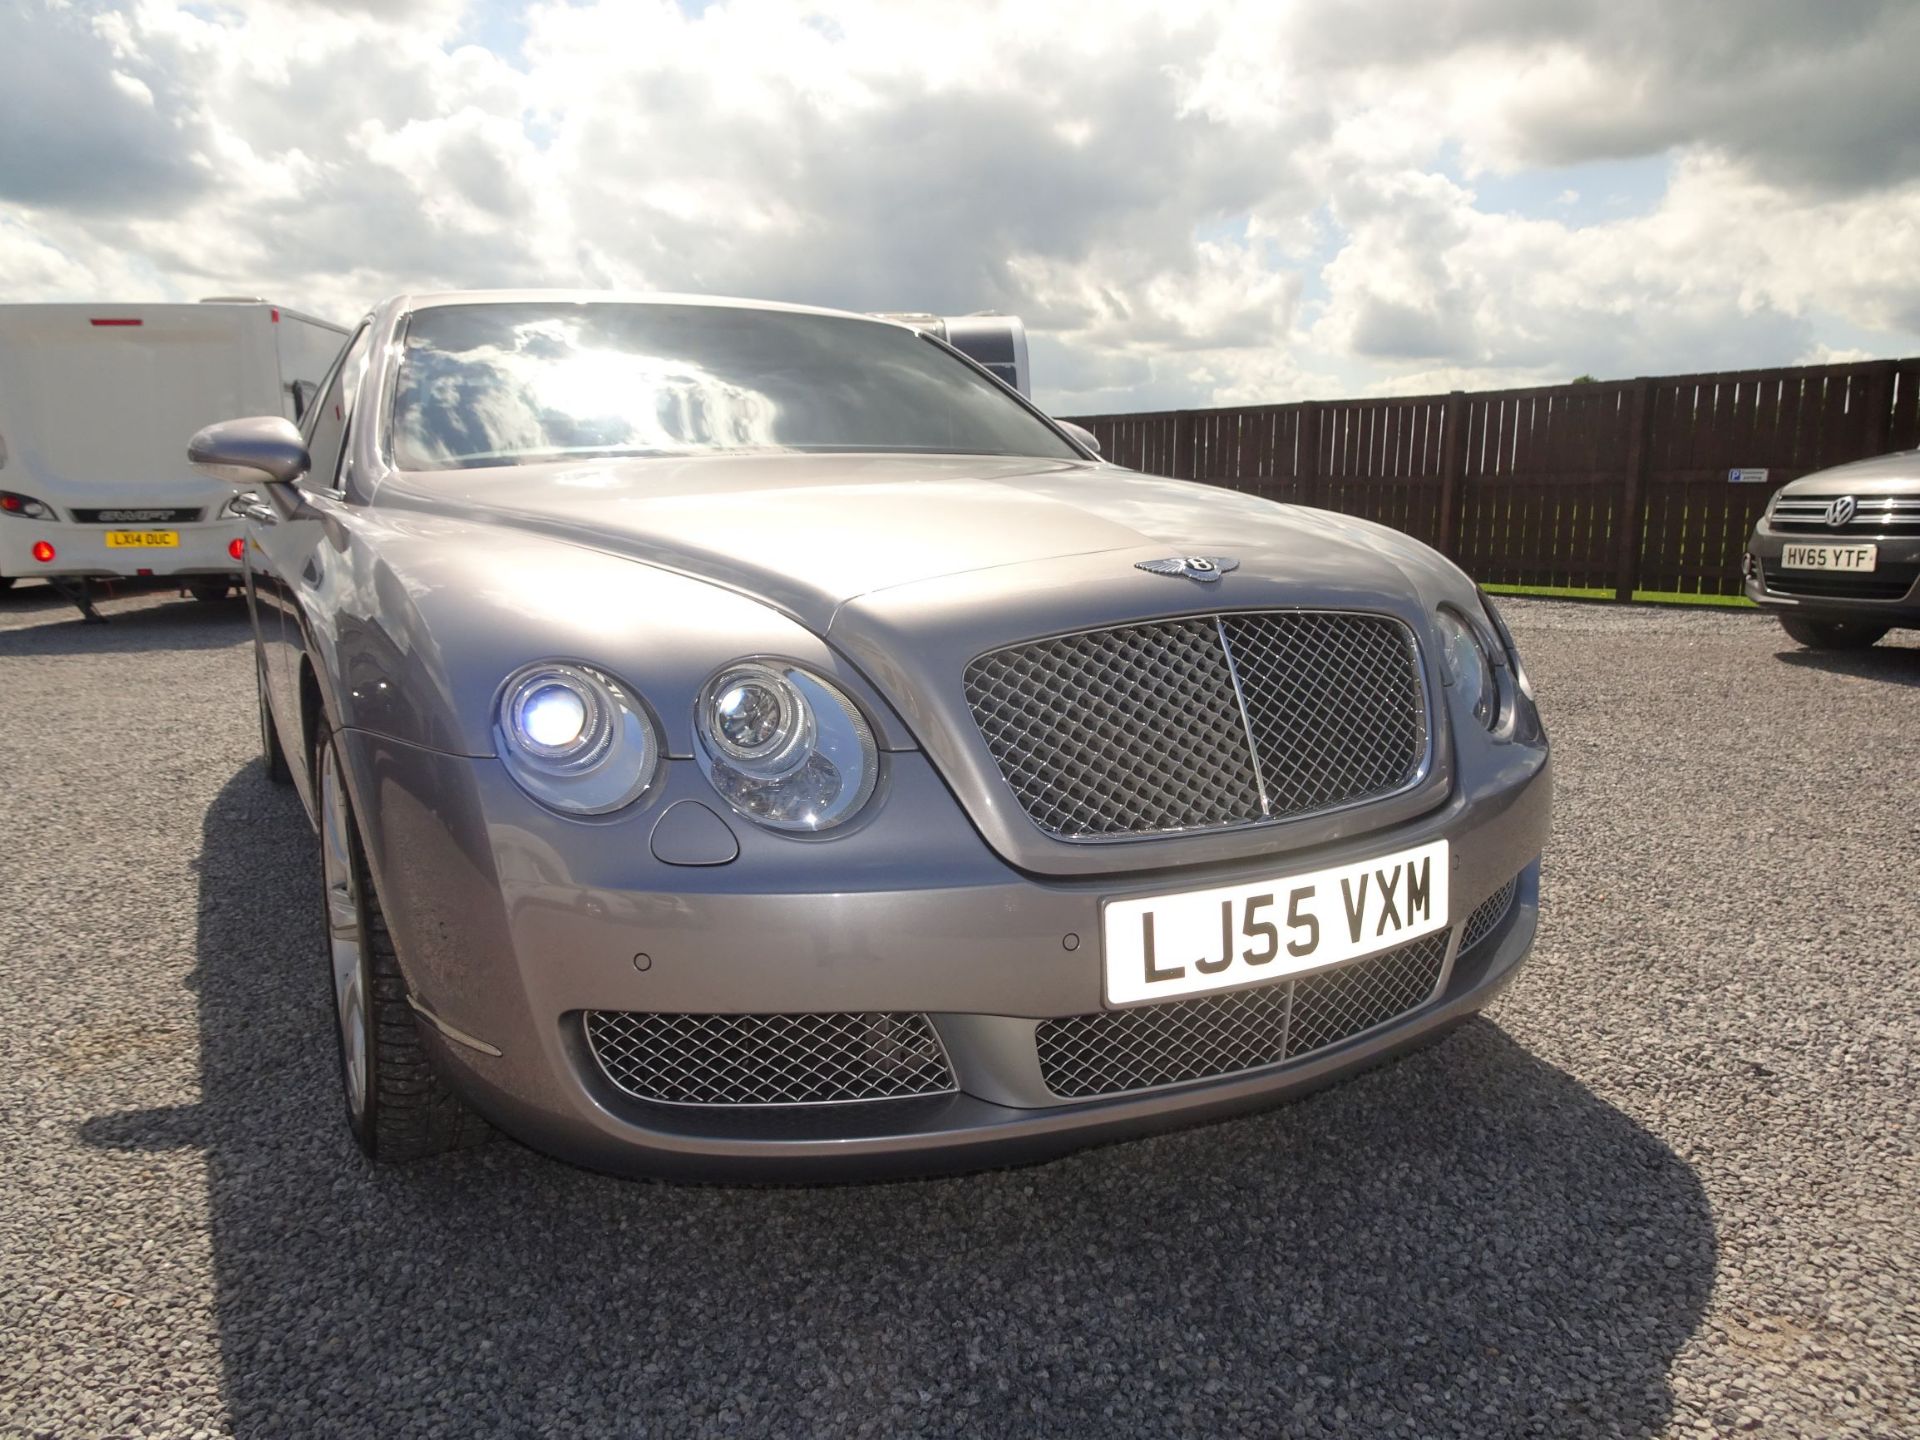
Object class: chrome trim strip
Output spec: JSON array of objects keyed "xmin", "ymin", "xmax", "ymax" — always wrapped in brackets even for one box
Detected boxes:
[
  {"xmin": 406, "ymin": 994, "xmax": 503, "ymax": 1056},
  {"xmin": 1215, "ymin": 614, "xmax": 1270, "ymax": 815}
]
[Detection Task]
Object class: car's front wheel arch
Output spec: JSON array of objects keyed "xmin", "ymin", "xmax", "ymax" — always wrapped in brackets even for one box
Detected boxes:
[{"xmin": 313, "ymin": 714, "xmax": 489, "ymax": 1162}]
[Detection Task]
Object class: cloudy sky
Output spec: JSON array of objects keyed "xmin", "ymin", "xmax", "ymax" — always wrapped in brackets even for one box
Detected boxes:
[{"xmin": 3, "ymin": 0, "xmax": 1918, "ymax": 414}]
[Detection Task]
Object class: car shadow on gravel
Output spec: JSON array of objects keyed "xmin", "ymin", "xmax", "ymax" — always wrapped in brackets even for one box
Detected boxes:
[
  {"xmin": 82, "ymin": 767, "xmax": 1718, "ymax": 1439},
  {"xmin": 1773, "ymin": 643, "xmax": 1920, "ymax": 687},
  {"xmin": 0, "ymin": 593, "xmax": 249, "ymax": 652}
]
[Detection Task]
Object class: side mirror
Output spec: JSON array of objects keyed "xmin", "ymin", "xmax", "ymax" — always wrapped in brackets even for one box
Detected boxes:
[
  {"xmin": 189, "ymin": 416, "xmax": 310, "ymax": 487},
  {"xmin": 1057, "ymin": 420, "xmax": 1102, "ymax": 457}
]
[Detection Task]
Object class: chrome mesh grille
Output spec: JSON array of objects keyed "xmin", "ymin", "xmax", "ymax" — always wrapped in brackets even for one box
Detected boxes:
[
  {"xmin": 963, "ymin": 618, "xmax": 1262, "ymax": 837},
  {"xmin": 1222, "ymin": 613, "xmax": 1430, "ymax": 821},
  {"xmin": 1035, "ymin": 933, "xmax": 1448, "ymax": 1099},
  {"xmin": 585, "ymin": 1011, "xmax": 956, "ymax": 1106},
  {"xmin": 1459, "ymin": 875, "xmax": 1519, "ymax": 955},
  {"xmin": 964, "ymin": 611, "xmax": 1426, "ymax": 840},
  {"xmin": 1284, "ymin": 933, "xmax": 1450, "ymax": 1058}
]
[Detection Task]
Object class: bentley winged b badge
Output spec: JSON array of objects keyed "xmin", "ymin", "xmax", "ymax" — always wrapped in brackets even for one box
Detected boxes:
[{"xmin": 1135, "ymin": 555, "xmax": 1241, "ymax": 583}]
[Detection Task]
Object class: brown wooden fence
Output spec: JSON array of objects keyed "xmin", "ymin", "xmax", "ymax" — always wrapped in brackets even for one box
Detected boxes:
[{"xmin": 1066, "ymin": 357, "xmax": 1920, "ymax": 598}]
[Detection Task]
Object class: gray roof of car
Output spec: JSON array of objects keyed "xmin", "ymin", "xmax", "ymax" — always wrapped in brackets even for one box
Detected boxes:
[{"xmin": 397, "ymin": 290, "xmax": 900, "ymax": 327}]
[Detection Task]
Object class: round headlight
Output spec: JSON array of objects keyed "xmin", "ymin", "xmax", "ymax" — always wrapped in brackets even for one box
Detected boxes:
[
  {"xmin": 495, "ymin": 662, "xmax": 658, "ymax": 815},
  {"xmin": 695, "ymin": 662, "xmax": 877, "ymax": 833},
  {"xmin": 710, "ymin": 670, "xmax": 804, "ymax": 766},
  {"xmin": 515, "ymin": 681, "xmax": 590, "ymax": 753},
  {"xmin": 1435, "ymin": 607, "xmax": 1497, "ymax": 730}
]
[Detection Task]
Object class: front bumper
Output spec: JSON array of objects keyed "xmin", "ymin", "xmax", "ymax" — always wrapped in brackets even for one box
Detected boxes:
[
  {"xmin": 0, "ymin": 518, "xmax": 243, "ymax": 581},
  {"xmin": 1743, "ymin": 521, "xmax": 1920, "ymax": 621},
  {"xmin": 343, "ymin": 731, "xmax": 1552, "ymax": 1181}
]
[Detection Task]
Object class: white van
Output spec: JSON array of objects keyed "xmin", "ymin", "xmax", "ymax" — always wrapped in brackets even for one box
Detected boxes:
[{"xmin": 0, "ymin": 300, "xmax": 347, "ymax": 597}]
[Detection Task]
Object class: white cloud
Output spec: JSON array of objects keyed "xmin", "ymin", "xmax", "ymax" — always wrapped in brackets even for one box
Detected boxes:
[{"xmin": 0, "ymin": 0, "xmax": 1916, "ymax": 412}]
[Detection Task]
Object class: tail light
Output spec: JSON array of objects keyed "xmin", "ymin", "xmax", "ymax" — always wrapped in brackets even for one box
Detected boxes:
[
  {"xmin": 32, "ymin": 540, "xmax": 55, "ymax": 563},
  {"xmin": 1, "ymin": 490, "xmax": 55, "ymax": 520},
  {"xmin": 229, "ymin": 537, "xmax": 247, "ymax": 561}
]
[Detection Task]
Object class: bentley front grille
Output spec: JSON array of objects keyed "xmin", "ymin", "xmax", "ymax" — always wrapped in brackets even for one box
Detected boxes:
[
  {"xmin": 584, "ymin": 1010, "xmax": 957, "ymax": 1106},
  {"xmin": 1035, "ymin": 932, "xmax": 1449, "ymax": 1100},
  {"xmin": 964, "ymin": 611, "xmax": 1428, "ymax": 840}
]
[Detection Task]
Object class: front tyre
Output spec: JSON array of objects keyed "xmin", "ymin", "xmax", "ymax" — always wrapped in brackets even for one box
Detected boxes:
[
  {"xmin": 258, "ymin": 661, "xmax": 291, "ymax": 785},
  {"xmin": 316, "ymin": 719, "xmax": 488, "ymax": 1161},
  {"xmin": 1779, "ymin": 615, "xmax": 1889, "ymax": 651}
]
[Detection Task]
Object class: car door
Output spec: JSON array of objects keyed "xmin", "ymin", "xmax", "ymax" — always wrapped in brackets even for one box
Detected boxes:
[{"xmin": 251, "ymin": 321, "xmax": 370, "ymax": 802}]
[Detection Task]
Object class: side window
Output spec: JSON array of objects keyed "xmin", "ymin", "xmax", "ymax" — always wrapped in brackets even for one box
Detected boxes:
[{"xmin": 302, "ymin": 324, "xmax": 372, "ymax": 493}]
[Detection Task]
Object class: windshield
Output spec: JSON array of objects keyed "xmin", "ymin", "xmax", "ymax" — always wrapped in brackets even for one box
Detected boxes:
[{"xmin": 390, "ymin": 302, "xmax": 1080, "ymax": 470}]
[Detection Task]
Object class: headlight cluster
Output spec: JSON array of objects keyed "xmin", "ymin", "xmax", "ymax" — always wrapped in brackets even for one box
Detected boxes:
[
  {"xmin": 1435, "ymin": 595, "xmax": 1537, "ymax": 736},
  {"xmin": 496, "ymin": 662, "xmax": 660, "ymax": 815},
  {"xmin": 495, "ymin": 657, "xmax": 877, "ymax": 832},
  {"xmin": 1479, "ymin": 593, "xmax": 1535, "ymax": 704},
  {"xmin": 1434, "ymin": 607, "xmax": 1496, "ymax": 729},
  {"xmin": 695, "ymin": 663, "xmax": 877, "ymax": 833}
]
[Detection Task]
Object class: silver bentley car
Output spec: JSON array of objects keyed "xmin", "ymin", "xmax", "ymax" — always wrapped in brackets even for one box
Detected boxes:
[{"xmin": 189, "ymin": 292, "xmax": 1552, "ymax": 1180}]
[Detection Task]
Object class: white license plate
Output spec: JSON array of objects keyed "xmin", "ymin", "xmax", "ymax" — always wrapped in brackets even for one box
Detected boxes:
[
  {"xmin": 1781, "ymin": 543, "xmax": 1876, "ymax": 572},
  {"xmin": 1102, "ymin": 840, "xmax": 1449, "ymax": 1006}
]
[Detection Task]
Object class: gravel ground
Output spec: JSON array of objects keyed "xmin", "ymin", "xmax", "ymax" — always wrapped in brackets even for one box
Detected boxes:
[{"xmin": 0, "ymin": 582, "xmax": 1914, "ymax": 1439}]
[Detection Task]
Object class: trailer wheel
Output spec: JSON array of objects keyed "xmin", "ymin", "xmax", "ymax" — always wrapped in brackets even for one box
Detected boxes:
[
  {"xmin": 0, "ymin": 577, "xmax": 13, "ymax": 593},
  {"xmin": 188, "ymin": 581, "xmax": 233, "ymax": 602},
  {"xmin": 316, "ymin": 718, "xmax": 489, "ymax": 1162}
]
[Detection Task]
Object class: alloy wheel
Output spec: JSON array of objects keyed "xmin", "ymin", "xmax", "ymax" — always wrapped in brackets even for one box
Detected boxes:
[{"xmin": 319, "ymin": 740, "xmax": 369, "ymax": 1119}]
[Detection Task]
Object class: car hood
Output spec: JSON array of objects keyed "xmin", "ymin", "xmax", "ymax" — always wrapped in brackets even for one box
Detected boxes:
[
  {"xmin": 1778, "ymin": 449, "xmax": 1920, "ymax": 496},
  {"xmin": 376, "ymin": 452, "xmax": 1425, "ymax": 634},
  {"xmin": 372, "ymin": 451, "xmax": 1471, "ymax": 877}
]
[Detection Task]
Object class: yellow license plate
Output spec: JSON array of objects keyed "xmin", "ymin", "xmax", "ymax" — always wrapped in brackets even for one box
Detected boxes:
[{"xmin": 104, "ymin": 530, "xmax": 180, "ymax": 549}]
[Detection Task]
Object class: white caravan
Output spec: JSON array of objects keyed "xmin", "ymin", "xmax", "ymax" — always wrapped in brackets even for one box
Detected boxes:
[{"xmin": 0, "ymin": 300, "xmax": 347, "ymax": 599}]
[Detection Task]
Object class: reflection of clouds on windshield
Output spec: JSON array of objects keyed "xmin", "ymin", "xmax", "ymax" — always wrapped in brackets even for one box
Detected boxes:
[
  {"xmin": 390, "ymin": 302, "xmax": 1079, "ymax": 471},
  {"xmin": 396, "ymin": 315, "xmax": 780, "ymax": 465}
]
